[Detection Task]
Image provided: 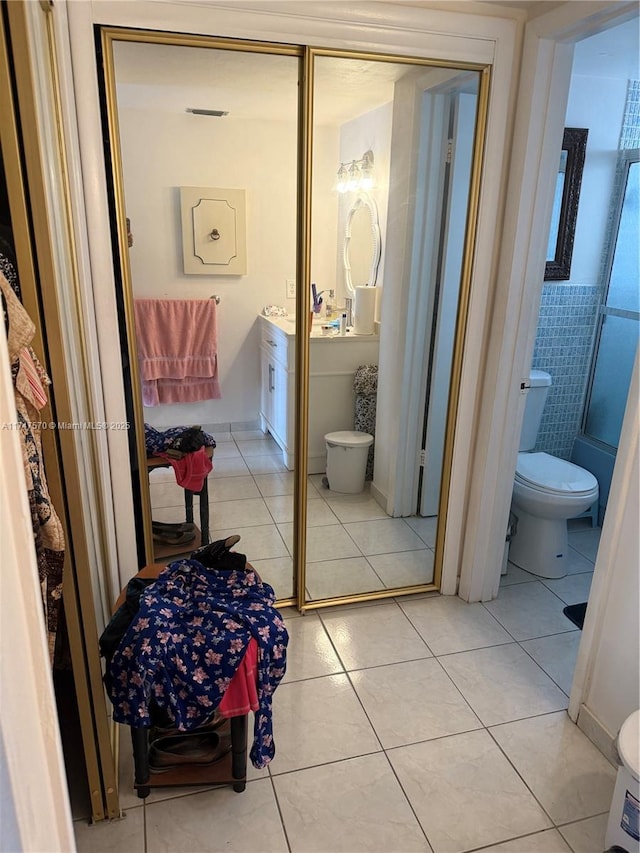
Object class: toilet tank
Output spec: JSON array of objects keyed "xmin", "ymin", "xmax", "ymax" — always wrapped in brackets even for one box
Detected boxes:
[{"xmin": 519, "ymin": 370, "xmax": 552, "ymax": 451}]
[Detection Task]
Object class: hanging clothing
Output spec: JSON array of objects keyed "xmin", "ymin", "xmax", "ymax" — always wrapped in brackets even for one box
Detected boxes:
[
  {"xmin": 158, "ymin": 445, "xmax": 213, "ymax": 492},
  {"xmin": 1, "ymin": 267, "xmax": 65, "ymax": 662},
  {"xmin": 104, "ymin": 557, "xmax": 288, "ymax": 769},
  {"xmin": 134, "ymin": 298, "xmax": 221, "ymax": 406}
]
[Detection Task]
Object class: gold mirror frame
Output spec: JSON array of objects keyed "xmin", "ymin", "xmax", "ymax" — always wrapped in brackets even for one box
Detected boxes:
[{"xmin": 98, "ymin": 28, "xmax": 490, "ymax": 613}]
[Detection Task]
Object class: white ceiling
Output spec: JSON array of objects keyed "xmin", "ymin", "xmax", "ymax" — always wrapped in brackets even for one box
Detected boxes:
[
  {"xmin": 113, "ymin": 9, "xmax": 638, "ymax": 124},
  {"xmin": 114, "ymin": 41, "xmax": 472, "ymax": 124}
]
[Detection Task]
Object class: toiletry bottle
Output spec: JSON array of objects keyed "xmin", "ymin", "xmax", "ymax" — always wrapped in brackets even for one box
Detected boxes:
[
  {"xmin": 339, "ymin": 312, "xmax": 347, "ymax": 336},
  {"xmin": 325, "ymin": 289, "xmax": 335, "ymax": 319}
]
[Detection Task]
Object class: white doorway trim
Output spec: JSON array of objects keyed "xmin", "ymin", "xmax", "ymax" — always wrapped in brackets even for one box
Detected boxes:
[
  {"xmin": 458, "ymin": 0, "xmax": 639, "ymax": 605},
  {"xmin": 65, "ymin": 0, "xmax": 519, "ymax": 599}
]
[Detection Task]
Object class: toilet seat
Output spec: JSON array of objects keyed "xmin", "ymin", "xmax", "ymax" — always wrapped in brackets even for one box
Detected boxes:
[{"xmin": 515, "ymin": 452, "xmax": 598, "ymax": 496}]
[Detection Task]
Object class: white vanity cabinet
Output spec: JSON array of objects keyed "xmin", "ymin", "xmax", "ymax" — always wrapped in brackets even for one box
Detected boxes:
[
  {"xmin": 259, "ymin": 321, "xmax": 291, "ymax": 455},
  {"xmin": 258, "ymin": 315, "xmax": 379, "ymax": 473}
]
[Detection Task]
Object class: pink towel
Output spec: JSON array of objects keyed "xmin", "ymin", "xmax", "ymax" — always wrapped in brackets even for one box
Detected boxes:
[{"xmin": 134, "ymin": 299, "xmax": 221, "ymax": 406}]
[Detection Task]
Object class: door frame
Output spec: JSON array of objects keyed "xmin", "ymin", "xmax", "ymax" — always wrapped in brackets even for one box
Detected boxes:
[
  {"xmin": 458, "ymin": 0, "xmax": 639, "ymax": 605},
  {"xmin": 65, "ymin": 0, "xmax": 519, "ymax": 600}
]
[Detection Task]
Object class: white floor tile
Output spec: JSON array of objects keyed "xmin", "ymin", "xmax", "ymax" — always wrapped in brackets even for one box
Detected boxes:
[
  {"xmin": 367, "ymin": 549, "xmax": 435, "ymax": 587},
  {"xmin": 210, "ymin": 442, "xmax": 242, "ymax": 459},
  {"xmin": 520, "ymin": 632, "xmax": 581, "ymax": 695},
  {"xmin": 305, "ymin": 557, "xmax": 386, "ymax": 600},
  {"xmin": 145, "ymin": 779, "xmax": 288, "ymax": 852},
  {"xmin": 483, "ymin": 581, "xmax": 577, "ymax": 640},
  {"xmin": 150, "ymin": 479, "xmax": 190, "ymax": 509},
  {"xmin": 281, "ymin": 612, "xmax": 344, "ymax": 682},
  {"xmin": 250, "ymin": 556, "xmax": 294, "ymax": 600},
  {"xmin": 209, "ymin": 456, "xmax": 251, "ymax": 478},
  {"xmin": 74, "ymin": 806, "xmax": 144, "ymax": 853},
  {"xmin": 541, "ymin": 572, "xmax": 593, "ymax": 605},
  {"xmin": 557, "ymin": 813, "xmax": 609, "ymax": 853},
  {"xmin": 321, "ymin": 602, "xmax": 432, "ymax": 670},
  {"xmin": 244, "ymin": 454, "xmax": 288, "ymax": 474},
  {"xmin": 273, "ymin": 754, "xmax": 433, "ymax": 852},
  {"xmin": 207, "ymin": 524, "xmax": 289, "ymax": 562},
  {"xmin": 489, "ymin": 711, "xmax": 617, "ymax": 824},
  {"xmin": 269, "ymin": 674, "xmax": 380, "ymax": 774},
  {"xmin": 208, "ymin": 497, "xmax": 272, "ymax": 529},
  {"xmin": 351, "ymin": 658, "xmax": 482, "ymax": 748},
  {"xmin": 238, "ymin": 438, "xmax": 282, "ymax": 457},
  {"xmin": 324, "ymin": 493, "xmax": 389, "ymax": 523},
  {"xmin": 567, "ymin": 528, "xmax": 601, "ymax": 562},
  {"xmin": 565, "ymin": 546, "xmax": 597, "ymax": 575},
  {"xmin": 405, "ymin": 515, "xmax": 439, "ymax": 548},
  {"xmin": 263, "ymin": 494, "xmax": 334, "ymax": 526},
  {"xmin": 344, "ymin": 518, "xmax": 426, "ymax": 556},
  {"xmin": 232, "ymin": 429, "xmax": 270, "ymax": 441},
  {"xmin": 401, "ymin": 595, "xmax": 513, "ymax": 656},
  {"xmin": 278, "ymin": 522, "xmax": 361, "ymax": 562},
  {"xmin": 208, "ymin": 475, "xmax": 261, "ymax": 502},
  {"xmin": 474, "ymin": 829, "xmax": 572, "ymax": 852},
  {"xmin": 253, "ymin": 471, "xmax": 296, "ymax": 496},
  {"xmin": 501, "ymin": 563, "xmax": 539, "ymax": 586},
  {"xmin": 439, "ymin": 644, "xmax": 568, "ymax": 726},
  {"xmin": 388, "ymin": 729, "xmax": 552, "ymax": 853}
]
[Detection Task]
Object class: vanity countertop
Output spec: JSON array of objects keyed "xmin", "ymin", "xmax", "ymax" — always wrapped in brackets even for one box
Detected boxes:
[{"xmin": 260, "ymin": 313, "xmax": 379, "ymax": 340}]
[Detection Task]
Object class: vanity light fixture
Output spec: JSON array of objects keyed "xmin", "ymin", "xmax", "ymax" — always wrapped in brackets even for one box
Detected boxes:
[{"xmin": 335, "ymin": 150, "xmax": 375, "ymax": 193}]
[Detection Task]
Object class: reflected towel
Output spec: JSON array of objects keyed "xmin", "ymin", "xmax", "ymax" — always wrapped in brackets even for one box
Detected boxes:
[{"xmin": 134, "ymin": 299, "xmax": 221, "ymax": 406}]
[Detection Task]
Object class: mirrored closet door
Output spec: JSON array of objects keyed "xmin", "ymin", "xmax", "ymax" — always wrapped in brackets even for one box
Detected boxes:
[
  {"xmin": 305, "ymin": 52, "xmax": 482, "ymax": 606},
  {"xmin": 100, "ymin": 30, "xmax": 488, "ymax": 611},
  {"xmin": 101, "ymin": 32, "xmax": 302, "ymax": 602}
]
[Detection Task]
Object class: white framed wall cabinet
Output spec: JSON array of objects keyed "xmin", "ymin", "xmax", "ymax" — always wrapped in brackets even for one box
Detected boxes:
[{"xmin": 180, "ymin": 186, "xmax": 247, "ymax": 275}]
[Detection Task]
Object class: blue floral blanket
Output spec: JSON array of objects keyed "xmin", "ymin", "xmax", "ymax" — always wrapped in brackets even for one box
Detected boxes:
[{"xmin": 107, "ymin": 559, "xmax": 288, "ymax": 769}]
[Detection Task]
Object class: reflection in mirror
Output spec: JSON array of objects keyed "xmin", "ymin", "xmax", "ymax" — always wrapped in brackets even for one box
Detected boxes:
[
  {"xmin": 308, "ymin": 54, "xmax": 480, "ymax": 604},
  {"xmin": 545, "ymin": 127, "xmax": 588, "ymax": 281},
  {"xmin": 343, "ymin": 192, "xmax": 381, "ymax": 293},
  {"xmin": 107, "ymin": 37, "xmax": 300, "ymax": 600}
]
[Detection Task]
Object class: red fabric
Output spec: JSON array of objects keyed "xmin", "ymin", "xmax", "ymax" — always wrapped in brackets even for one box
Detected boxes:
[
  {"xmin": 218, "ymin": 638, "xmax": 259, "ymax": 718},
  {"xmin": 158, "ymin": 446, "xmax": 213, "ymax": 492}
]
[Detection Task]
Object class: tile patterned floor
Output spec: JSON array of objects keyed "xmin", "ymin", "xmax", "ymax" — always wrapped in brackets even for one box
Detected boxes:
[
  {"xmin": 75, "ymin": 433, "xmax": 609, "ymax": 852},
  {"xmin": 147, "ymin": 429, "xmax": 437, "ymax": 600}
]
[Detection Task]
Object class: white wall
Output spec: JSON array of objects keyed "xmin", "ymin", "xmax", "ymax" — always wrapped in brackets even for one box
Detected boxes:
[
  {"xmin": 574, "ymin": 355, "xmax": 639, "ymax": 752},
  {"xmin": 119, "ymin": 102, "xmax": 337, "ymax": 429}
]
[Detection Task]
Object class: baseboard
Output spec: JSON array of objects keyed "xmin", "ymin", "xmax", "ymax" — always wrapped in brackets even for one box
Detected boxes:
[
  {"xmin": 577, "ymin": 704, "xmax": 619, "ymax": 767},
  {"xmin": 369, "ymin": 480, "xmax": 387, "ymax": 511}
]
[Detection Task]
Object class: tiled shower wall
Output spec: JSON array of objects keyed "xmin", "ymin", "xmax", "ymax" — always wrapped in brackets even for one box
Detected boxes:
[{"xmin": 532, "ymin": 284, "xmax": 600, "ymax": 459}]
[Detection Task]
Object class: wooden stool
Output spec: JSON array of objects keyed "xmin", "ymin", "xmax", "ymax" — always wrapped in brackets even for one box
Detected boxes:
[{"xmin": 113, "ymin": 564, "xmax": 248, "ymax": 799}]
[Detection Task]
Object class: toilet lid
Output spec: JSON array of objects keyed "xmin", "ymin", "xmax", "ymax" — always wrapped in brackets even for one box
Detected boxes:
[{"xmin": 515, "ymin": 452, "xmax": 598, "ymax": 495}]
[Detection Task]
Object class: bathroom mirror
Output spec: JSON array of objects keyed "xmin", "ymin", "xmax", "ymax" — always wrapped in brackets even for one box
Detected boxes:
[
  {"xmin": 343, "ymin": 192, "xmax": 381, "ymax": 292},
  {"xmin": 545, "ymin": 127, "xmax": 588, "ymax": 281}
]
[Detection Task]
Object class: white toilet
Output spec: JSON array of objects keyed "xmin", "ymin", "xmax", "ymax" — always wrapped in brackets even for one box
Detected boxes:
[{"xmin": 509, "ymin": 370, "xmax": 599, "ymax": 579}]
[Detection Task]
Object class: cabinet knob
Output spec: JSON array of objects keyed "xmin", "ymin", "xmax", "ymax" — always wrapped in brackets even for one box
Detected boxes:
[{"xmin": 267, "ymin": 339, "xmax": 277, "ymax": 347}]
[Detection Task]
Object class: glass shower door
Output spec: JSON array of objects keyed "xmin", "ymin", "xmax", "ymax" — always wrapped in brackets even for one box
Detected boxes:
[{"xmin": 584, "ymin": 154, "xmax": 639, "ymax": 448}]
